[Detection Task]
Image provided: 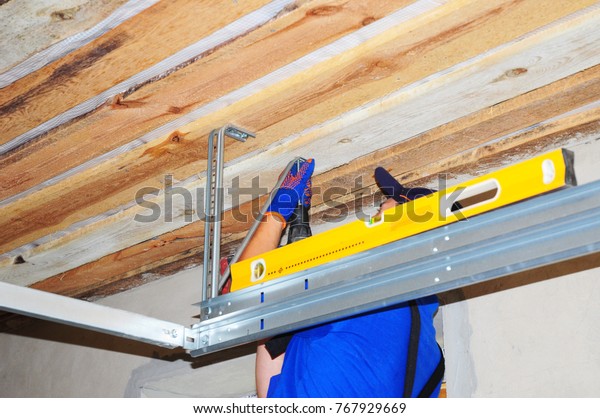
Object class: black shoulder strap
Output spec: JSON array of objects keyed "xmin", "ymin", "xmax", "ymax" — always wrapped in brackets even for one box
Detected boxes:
[
  {"xmin": 403, "ymin": 301, "xmax": 421, "ymax": 398},
  {"xmin": 403, "ymin": 300, "xmax": 445, "ymax": 398},
  {"xmin": 417, "ymin": 344, "xmax": 445, "ymax": 398}
]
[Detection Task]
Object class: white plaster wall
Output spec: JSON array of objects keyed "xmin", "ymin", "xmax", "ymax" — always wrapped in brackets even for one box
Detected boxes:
[
  {"xmin": 0, "ymin": 266, "xmax": 257, "ymax": 397},
  {"xmin": 443, "ymin": 138, "xmax": 600, "ymax": 397},
  {"xmin": 443, "ymin": 263, "xmax": 600, "ymax": 397}
]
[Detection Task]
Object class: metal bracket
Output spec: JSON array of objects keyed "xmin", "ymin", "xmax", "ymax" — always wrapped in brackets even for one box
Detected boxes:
[{"xmin": 202, "ymin": 125, "xmax": 254, "ymax": 301}]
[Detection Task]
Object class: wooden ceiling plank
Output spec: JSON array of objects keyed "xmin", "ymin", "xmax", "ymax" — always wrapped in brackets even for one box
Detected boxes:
[
  {"xmin": 0, "ymin": 0, "xmax": 134, "ymax": 76},
  {"xmin": 1, "ymin": 2, "xmax": 599, "ymax": 287},
  {"xmin": 0, "ymin": 0, "xmax": 481, "ymax": 250},
  {"xmin": 0, "ymin": 0, "xmax": 156, "ymax": 87},
  {"xmin": 31, "ymin": 100, "xmax": 600, "ymax": 298},
  {"xmin": 0, "ymin": 0, "xmax": 593, "ymax": 256},
  {"xmin": 24, "ymin": 59, "xmax": 600, "ymax": 293},
  {"xmin": 0, "ymin": 0, "xmax": 418, "ymax": 202},
  {"xmin": 0, "ymin": 0, "xmax": 276, "ymax": 147},
  {"xmin": 314, "ymin": 104, "xmax": 600, "ymax": 212},
  {"xmin": 4, "ymin": 60, "xmax": 600, "ymax": 289},
  {"xmin": 312, "ymin": 65, "xmax": 600, "ymax": 196}
]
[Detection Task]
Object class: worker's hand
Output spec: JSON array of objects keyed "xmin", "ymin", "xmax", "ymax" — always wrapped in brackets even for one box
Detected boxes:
[
  {"xmin": 375, "ymin": 198, "xmax": 399, "ymax": 218},
  {"xmin": 267, "ymin": 159, "xmax": 315, "ymax": 222}
]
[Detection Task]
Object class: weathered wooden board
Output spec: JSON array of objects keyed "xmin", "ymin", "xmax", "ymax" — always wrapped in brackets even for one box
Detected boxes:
[
  {"xmin": 0, "ymin": 0, "xmax": 417, "ymax": 201},
  {"xmin": 0, "ymin": 0, "xmax": 134, "ymax": 76},
  {"xmin": 29, "ymin": 62, "xmax": 600, "ymax": 298},
  {"xmin": 0, "ymin": 0, "xmax": 274, "ymax": 146},
  {"xmin": 1, "ymin": 0, "xmax": 596, "ymax": 259},
  {"xmin": 32, "ymin": 97, "xmax": 600, "ymax": 298},
  {"xmin": 2, "ymin": 4, "xmax": 600, "ymax": 287}
]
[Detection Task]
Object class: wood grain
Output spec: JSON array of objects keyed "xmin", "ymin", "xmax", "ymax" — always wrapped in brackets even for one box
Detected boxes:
[
  {"xmin": 0, "ymin": 0, "xmax": 416, "ymax": 201},
  {"xmin": 2, "ymin": 0, "xmax": 595, "ymax": 259},
  {"xmin": 0, "ymin": 0, "xmax": 132, "ymax": 76},
  {"xmin": 0, "ymin": 0, "xmax": 272, "ymax": 145},
  {"xmin": 32, "ymin": 113, "xmax": 600, "ymax": 299},
  {"xmin": 1, "ymin": 0, "xmax": 599, "ymax": 293},
  {"xmin": 26, "ymin": 66, "xmax": 600, "ymax": 297}
]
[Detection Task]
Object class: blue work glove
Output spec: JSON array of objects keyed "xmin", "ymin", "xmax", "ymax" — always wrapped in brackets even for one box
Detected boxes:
[{"xmin": 266, "ymin": 159, "xmax": 315, "ymax": 222}]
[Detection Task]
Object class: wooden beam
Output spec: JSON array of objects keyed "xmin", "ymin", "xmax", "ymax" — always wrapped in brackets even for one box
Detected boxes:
[
  {"xmin": 1, "ymin": 0, "xmax": 595, "ymax": 256},
  {"xmin": 0, "ymin": 0, "xmax": 418, "ymax": 201},
  {"xmin": 1, "ymin": 1, "xmax": 599, "ymax": 288},
  {"xmin": 32, "ymin": 113, "xmax": 600, "ymax": 299},
  {"xmin": 0, "ymin": 0, "xmax": 135, "ymax": 77},
  {"xmin": 0, "ymin": 0, "xmax": 274, "ymax": 146},
  {"xmin": 25, "ymin": 66, "xmax": 600, "ymax": 297},
  {"xmin": 313, "ymin": 64, "xmax": 600, "ymax": 195},
  {"xmin": 0, "ymin": 0, "xmax": 157, "ymax": 86}
]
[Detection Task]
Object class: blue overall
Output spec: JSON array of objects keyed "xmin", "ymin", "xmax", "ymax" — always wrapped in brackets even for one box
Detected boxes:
[{"xmin": 267, "ymin": 295, "xmax": 443, "ymax": 398}]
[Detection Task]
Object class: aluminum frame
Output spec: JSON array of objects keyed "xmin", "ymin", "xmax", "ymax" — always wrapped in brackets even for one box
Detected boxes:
[
  {"xmin": 1, "ymin": 180, "xmax": 598, "ymax": 356},
  {"xmin": 0, "ymin": 282, "xmax": 195, "ymax": 349},
  {"xmin": 188, "ymin": 180, "xmax": 600, "ymax": 356}
]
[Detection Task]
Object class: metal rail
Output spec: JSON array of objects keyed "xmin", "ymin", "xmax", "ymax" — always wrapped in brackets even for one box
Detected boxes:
[
  {"xmin": 188, "ymin": 179, "xmax": 600, "ymax": 356},
  {"xmin": 1, "ymin": 179, "xmax": 599, "ymax": 355},
  {"xmin": 0, "ymin": 282, "xmax": 193, "ymax": 349}
]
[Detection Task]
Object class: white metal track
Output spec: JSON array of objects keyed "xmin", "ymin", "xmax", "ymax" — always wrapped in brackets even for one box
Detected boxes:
[
  {"xmin": 1, "ymin": 180, "xmax": 599, "ymax": 356},
  {"xmin": 0, "ymin": 282, "xmax": 193, "ymax": 349},
  {"xmin": 188, "ymin": 179, "xmax": 600, "ymax": 356}
]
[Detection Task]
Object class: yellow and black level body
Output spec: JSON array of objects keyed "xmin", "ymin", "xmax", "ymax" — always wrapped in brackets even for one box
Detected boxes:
[{"xmin": 230, "ymin": 149, "xmax": 576, "ymax": 292}]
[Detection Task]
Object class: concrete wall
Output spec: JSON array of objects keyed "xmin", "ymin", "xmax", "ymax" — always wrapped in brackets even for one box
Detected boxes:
[
  {"xmin": 443, "ymin": 258, "xmax": 600, "ymax": 397},
  {"xmin": 0, "ymin": 267, "xmax": 257, "ymax": 397},
  {"xmin": 443, "ymin": 139, "xmax": 600, "ymax": 397},
  {"xmin": 1, "ymin": 140, "xmax": 599, "ymax": 397}
]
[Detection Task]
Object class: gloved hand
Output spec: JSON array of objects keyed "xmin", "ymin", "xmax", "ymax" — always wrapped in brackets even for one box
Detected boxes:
[{"xmin": 266, "ymin": 158, "xmax": 315, "ymax": 222}]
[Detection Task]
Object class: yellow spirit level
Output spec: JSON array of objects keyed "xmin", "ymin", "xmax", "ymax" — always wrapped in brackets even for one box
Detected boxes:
[{"xmin": 230, "ymin": 149, "xmax": 575, "ymax": 292}]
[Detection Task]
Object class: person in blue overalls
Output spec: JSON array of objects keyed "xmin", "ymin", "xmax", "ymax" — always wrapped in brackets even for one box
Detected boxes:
[{"xmin": 237, "ymin": 158, "xmax": 444, "ymax": 398}]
